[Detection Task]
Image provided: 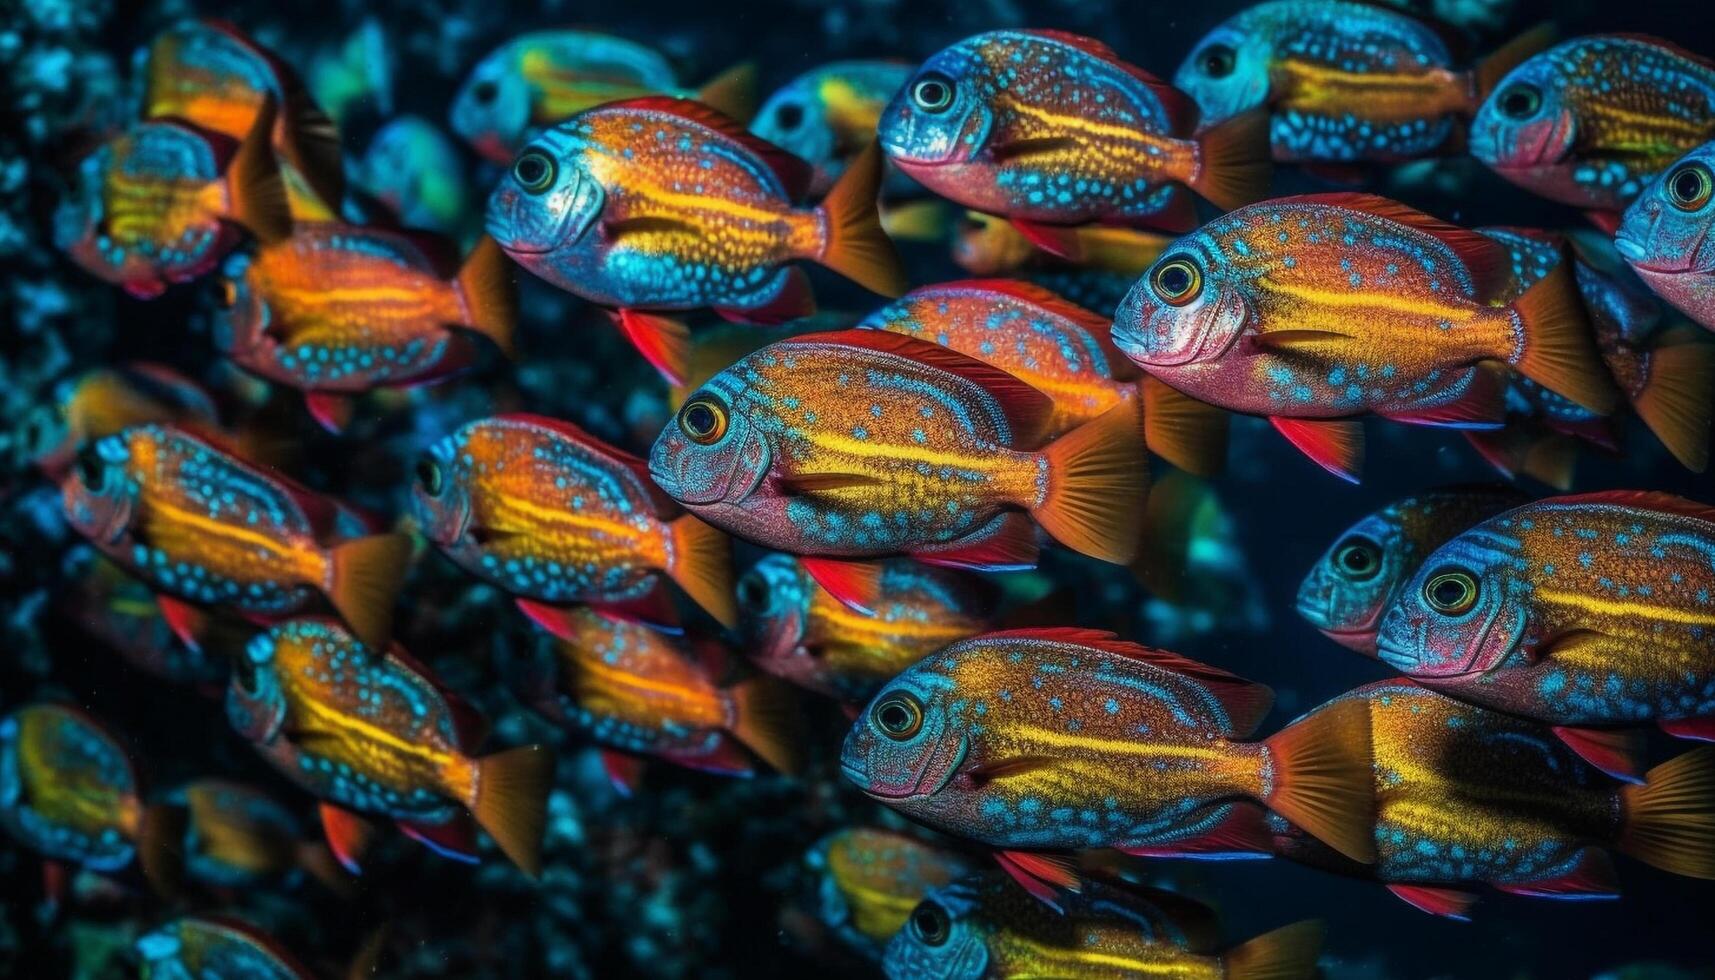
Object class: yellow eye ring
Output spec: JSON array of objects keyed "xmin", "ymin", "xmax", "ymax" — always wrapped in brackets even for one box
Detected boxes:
[
  {"xmin": 512, "ymin": 151, "xmax": 555, "ymax": 194},
  {"xmin": 1334, "ymin": 538, "xmax": 1381, "ymax": 581},
  {"xmin": 679, "ymin": 397, "xmax": 729, "ymax": 445},
  {"xmin": 1152, "ymin": 257, "xmax": 1202, "ymax": 305},
  {"xmin": 872, "ymin": 692, "xmax": 923, "ymax": 740},
  {"xmin": 1666, "ymin": 161, "xmax": 1713, "ymax": 212},
  {"xmin": 1424, "ymin": 570, "xmax": 1478, "ymax": 615},
  {"xmin": 911, "ymin": 74, "xmax": 956, "ymax": 113}
]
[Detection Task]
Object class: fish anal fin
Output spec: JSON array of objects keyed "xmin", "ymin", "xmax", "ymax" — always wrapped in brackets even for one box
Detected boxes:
[
  {"xmin": 1386, "ymin": 883, "xmax": 1478, "ymax": 920},
  {"xmin": 1552, "ymin": 725, "xmax": 1647, "ymax": 783},
  {"xmin": 799, "ymin": 557, "xmax": 886, "ymax": 615},
  {"xmin": 1494, "ymin": 848, "xmax": 1620, "ymax": 901},
  {"xmin": 914, "ymin": 511, "xmax": 1040, "ymax": 572},
  {"xmin": 320, "ymin": 803, "xmax": 376, "ymax": 875},
  {"xmin": 396, "ymin": 814, "xmax": 481, "ymax": 864},
  {"xmin": 1269, "ymin": 417, "xmax": 1364, "ymax": 483}
]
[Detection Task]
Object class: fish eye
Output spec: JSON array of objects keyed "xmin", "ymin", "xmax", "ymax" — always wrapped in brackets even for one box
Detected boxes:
[
  {"xmin": 512, "ymin": 151, "xmax": 556, "ymax": 194},
  {"xmin": 1152, "ymin": 257, "xmax": 1202, "ymax": 305},
  {"xmin": 872, "ymin": 692, "xmax": 923, "ymax": 739},
  {"xmin": 415, "ymin": 459, "xmax": 444, "ymax": 497},
  {"xmin": 1423, "ymin": 569, "xmax": 1479, "ymax": 615},
  {"xmin": 1666, "ymin": 161, "xmax": 1714, "ymax": 212},
  {"xmin": 1333, "ymin": 536, "xmax": 1381, "ymax": 581},
  {"xmin": 1498, "ymin": 84, "xmax": 1542, "ymax": 120},
  {"xmin": 911, "ymin": 73, "xmax": 956, "ymax": 114},
  {"xmin": 910, "ymin": 901, "xmax": 951, "ymax": 946},
  {"xmin": 74, "ymin": 447, "xmax": 106, "ymax": 491},
  {"xmin": 1202, "ymin": 44, "xmax": 1237, "ymax": 78},
  {"xmin": 678, "ymin": 397, "xmax": 729, "ymax": 445},
  {"xmin": 737, "ymin": 573, "xmax": 773, "ymax": 614},
  {"xmin": 773, "ymin": 102, "xmax": 804, "ymax": 131},
  {"xmin": 472, "ymin": 80, "xmax": 498, "ymax": 105},
  {"xmin": 232, "ymin": 646, "xmax": 260, "ymax": 694}
]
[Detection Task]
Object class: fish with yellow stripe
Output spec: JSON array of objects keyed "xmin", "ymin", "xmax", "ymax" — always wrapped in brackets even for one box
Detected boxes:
[
  {"xmin": 879, "ymin": 30, "xmax": 1272, "ymax": 254},
  {"xmin": 451, "ymin": 30, "xmax": 757, "ymax": 163},
  {"xmin": 216, "ymin": 224, "xmax": 517, "ymax": 433},
  {"xmin": 174, "ymin": 778, "xmax": 346, "ymax": 893},
  {"xmin": 227, "ymin": 618, "xmax": 554, "ymax": 875},
  {"xmin": 840, "ymin": 627, "xmax": 1378, "ymax": 903},
  {"xmin": 136, "ymin": 916, "xmax": 316, "ymax": 980},
  {"xmin": 499, "ymin": 607, "xmax": 801, "ymax": 789},
  {"xmin": 859, "ymin": 279, "xmax": 1229, "ymax": 476},
  {"xmin": 739, "ymin": 554, "xmax": 995, "ymax": 703},
  {"xmin": 1111, "ymin": 192, "xmax": 1619, "ymax": 482},
  {"xmin": 648, "ymin": 329, "xmax": 1147, "ymax": 614},
  {"xmin": 486, "ymin": 97, "xmax": 906, "ymax": 386},
  {"xmin": 951, "ymin": 210, "xmax": 1172, "ymax": 279},
  {"xmin": 752, "ymin": 60, "xmax": 916, "ymax": 196},
  {"xmin": 15, "ymin": 363, "xmax": 218, "ymax": 479},
  {"xmin": 411, "ymin": 414, "xmax": 736, "ymax": 636},
  {"xmin": 59, "ymin": 424, "xmax": 411, "ymax": 653},
  {"xmin": 1377, "ymin": 491, "xmax": 1715, "ymax": 748},
  {"xmin": 806, "ymin": 828, "xmax": 977, "ymax": 958}
]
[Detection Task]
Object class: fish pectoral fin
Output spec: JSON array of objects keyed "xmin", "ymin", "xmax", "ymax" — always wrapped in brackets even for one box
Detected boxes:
[
  {"xmin": 777, "ymin": 471, "xmax": 886, "ymax": 494},
  {"xmin": 603, "ymin": 216, "xmax": 701, "ymax": 241},
  {"xmin": 319, "ymin": 803, "xmax": 377, "ymax": 875},
  {"xmin": 966, "ymin": 755, "xmax": 1058, "ymax": 784},
  {"xmin": 467, "ymin": 524, "xmax": 523, "ymax": 546},
  {"xmin": 1551, "ymin": 725, "xmax": 1648, "ymax": 783},
  {"xmin": 988, "ymin": 136, "xmax": 1079, "ymax": 163},
  {"xmin": 1251, "ymin": 328, "xmax": 1353, "ymax": 349},
  {"xmin": 1532, "ymin": 628, "xmax": 1615, "ymax": 665},
  {"xmin": 992, "ymin": 850, "xmax": 1081, "ymax": 913}
]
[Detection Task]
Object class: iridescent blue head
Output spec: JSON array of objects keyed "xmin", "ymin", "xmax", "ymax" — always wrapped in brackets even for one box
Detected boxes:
[
  {"xmin": 881, "ymin": 878, "xmax": 990, "ymax": 980},
  {"xmin": 1375, "ymin": 527, "xmax": 1531, "ymax": 679},
  {"xmin": 839, "ymin": 658, "xmax": 965, "ymax": 802},
  {"xmin": 1616, "ymin": 142, "xmax": 1715, "ymax": 289},
  {"xmin": 1296, "ymin": 510, "xmax": 1401, "ymax": 655},
  {"xmin": 60, "ymin": 431, "xmax": 139, "ymax": 547},
  {"xmin": 877, "ymin": 39, "xmax": 991, "ymax": 168},
  {"xmin": 737, "ymin": 553, "xmax": 813, "ymax": 672},
  {"xmin": 408, "ymin": 429, "xmax": 475, "ymax": 556},
  {"xmin": 1111, "ymin": 232, "xmax": 1250, "ymax": 368},
  {"xmin": 484, "ymin": 127, "xmax": 605, "ymax": 257},
  {"xmin": 450, "ymin": 43, "xmax": 535, "ymax": 163},
  {"xmin": 647, "ymin": 376, "xmax": 772, "ymax": 510},
  {"xmin": 1469, "ymin": 47, "xmax": 1580, "ymax": 175},
  {"xmin": 226, "ymin": 629, "xmax": 288, "ymax": 744},
  {"xmin": 1172, "ymin": 16, "xmax": 1272, "ymax": 129}
]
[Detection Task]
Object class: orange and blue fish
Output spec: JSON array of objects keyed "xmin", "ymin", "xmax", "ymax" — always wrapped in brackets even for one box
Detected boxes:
[
  {"xmin": 648, "ymin": 329, "xmax": 1148, "ymax": 613},
  {"xmin": 486, "ymin": 97, "xmax": 906, "ymax": 385},
  {"xmin": 1377, "ymin": 491, "xmax": 1715, "ymax": 751},
  {"xmin": 1471, "ymin": 35, "xmax": 1715, "ymax": 229},
  {"xmin": 137, "ymin": 916, "xmax": 316, "ymax": 980},
  {"xmin": 739, "ymin": 554, "xmax": 995, "ymax": 702},
  {"xmin": 216, "ymin": 224, "xmax": 517, "ymax": 433},
  {"xmin": 879, "ymin": 30, "xmax": 1271, "ymax": 251},
  {"xmin": 1110, "ymin": 192, "xmax": 1618, "ymax": 482},
  {"xmin": 451, "ymin": 30, "xmax": 756, "ymax": 163},
  {"xmin": 59, "ymin": 423, "xmax": 410, "ymax": 653},
  {"xmin": 227, "ymin": 618, "xmax": 553, "ymax": 875},
  {"xmin": 499, "ymin": 608, "xmax": 800, "ymax": 789},
  {"xmin": 174, "ymin": 778, "xmax": 345, "ymax": 893},
  {"xmin": 1618, "ymin": 140, "xmax": 1715, "ymax": 333},
  {"xmin": 805, "ymin": 827, "xmax": 977, "ymax": 957},
  {"xmin": 15, "ymin": 363, "xmax": 218, "ymax": 479},
  {"xmin": 411, "ymin": 413, "xmax": 735, "ymax": 636},
  {"xmin": 752, "ymin": 61, "xmax": 916, "ymax": 196},
  {"xmin": 60, "ymin": 550, "xmax": 230, "ymax": 689}
]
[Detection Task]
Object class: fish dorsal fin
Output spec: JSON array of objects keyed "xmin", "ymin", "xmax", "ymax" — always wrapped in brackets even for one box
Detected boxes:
[
  {"xmin": 1550, "ymin": 490, "xmax": 1715, "ymax": 524},
  {"xmin": 1018, "ymin": 30, "xmax": 1195, "ymax": 126},
  {"xmin": 1602, "ymin": 34, "xmax": 1715, "ymax": 74},
  {"xmin": 1277, "ymin": 193, "xmax": 1510, "ymax": 298},
  {"xmin": 494, "ymin": 412, "xmax": 677, "ymax": 516},
  {"xmin": 983, "ymin": 626, "xmax": 1275, "ymax": 735},
  {"xmin": 946, "ymin": 279, "xmax": 1115, "ymax": 339},
  {"xmin": 794, "ymin": 329, "xmax": 1053, "ymax": 446},
  {"xmin": 603, "ymin": 96, "xmax": 813, "ymax": 200}
]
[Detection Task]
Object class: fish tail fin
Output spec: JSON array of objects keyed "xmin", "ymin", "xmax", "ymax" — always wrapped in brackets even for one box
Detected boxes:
[
  {"xmin": 1222, "ymin": 920, "xmax": 1326, "ymax": 980},
  {"xmin": 1618, "ymin": 745, "xmax": 1715, "ymax": 879},
  {"xmin": 1261, "ymin": 698, "xmax": 1377, "ymax": 864},
  {"xmin": 1471, "ymin": 24, "xmax": 1557, "ymax": 107},
  {"xmin": 667, "ymin": 513, "xmax": 737, "ymax": 628},
  {"xmin": 1510, "ymin": 261, "xmax": 1620, "ymax": 415},
  {"xmin": 224, "ymin": 97, "xmax": 291, "ymax": 244},
  {"xmin": 813, "ymin": 141, "xmax": 908, "ymax": 298},
  {"xmin": 136, "ymin": 802, "xmax": 188, "ymax": 899},
  {"xmin": 696, "ymin": 62, "xmax": 759, "ymax": 124},
  {"xmin": 471, "ymin": 745, "xmax": 554, "ymax": 877},
  {"xmin": 1031, "ymin": 402, "xmax": 1149, "ymax": 565},
  {"xmin": 325, "ymin": 532, "xmax": 412, "ymax": 652},
  {"xmin": 1631, "ymin": 329, "xmax": 1714, "ymax": 472},
  {"xmin": 728, "ymin": 674, "xmax": 805, "ymax": 775},
  {"xmin": 1188, "ymin": 107, "xmax": 1273, "ymax": 211},
  {"xmin": 1140, "ymin": 375, "xmax": 1229, "ymax": 477},
  {"xmin": 452, "ymin": 236, "xmax": 518, "ymax": 359}
]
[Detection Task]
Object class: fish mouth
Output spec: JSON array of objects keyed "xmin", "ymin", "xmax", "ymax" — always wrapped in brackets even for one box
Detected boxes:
[{"xmin": 1317, "ymin": 626, "xmax": 1380, "ymax": 655}]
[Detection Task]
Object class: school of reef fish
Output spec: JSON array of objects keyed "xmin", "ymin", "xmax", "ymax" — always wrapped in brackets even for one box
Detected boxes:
[{"xmin": 6, "ymin": 0, "xmax": 1715, "ymax": 977}]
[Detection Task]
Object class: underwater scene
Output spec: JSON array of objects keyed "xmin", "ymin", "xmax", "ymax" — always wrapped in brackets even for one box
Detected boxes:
[{"xmin": 4, "ymin": 0, "xmax": 1715, "ymax": 976}]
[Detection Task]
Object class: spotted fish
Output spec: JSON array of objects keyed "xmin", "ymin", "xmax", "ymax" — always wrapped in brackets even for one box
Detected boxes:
[
  {"xmin": 137, "ymin": 917, "xmax": 315, "ymax": 980},
  {"xmin": 175, "ymin": 778, "xmax": 344, "ymax": 892},
  {"xmin": 753, "ymin": 60, "xmax": 916, "ymax": 196},
  {"xmin": 806, "ymin": 828, "xmax": 976, "ymax": 957},
  {"xmin": 15, "ymin": 363, "xmax": 218, "ymax": 479},
  {"xmin": 1618, "ymin": 140, "xmax": 1715, "ymax": 333}
]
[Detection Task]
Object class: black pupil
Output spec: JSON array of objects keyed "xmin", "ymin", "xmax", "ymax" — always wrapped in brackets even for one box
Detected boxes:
[
  {"xmin": 685, "ymin": 404, "xmax": 715, "ymax": 436},
  {"xmin": 1160, "ymin": 264, "xmax": 1191, "ymax": 295},
  {"xmin": 1672, "ymin": 168, "xmax": 1705, "ymax": 203},
  {"xmin": 233, "ymin": 652, "xmax": 258, "ymax": 693},
  {"xmin": 774, "ymin": 103, "xmax": 804, "ymax": 130},
  {"xmin": 416, "ymin": 460, "xmax": 442, "ymax": 495},
  {"xmin": 1502, "ymin": 86, "xmax": 1538, "ymax": 118},
  {"xmin": 917, "ymin": 79, "xmax": 949, "ymax": 108},
  {"xmin": 738, "ymin": 576, "xmax": 768, "ymax": 611},
  {"xmin": 1204, "ymin": 46, "xmax": 1235, "ymax": 76},
  {"xmin": 516, "ymin": 154, "xmax": 548, "ymax": 186},
  {"xmin": 1340, "ymin": 545, "xmax": 1374, "ymax": 573},
  {"xmin": 76, "ymin": 452, "xmax": 102, "ymax": 489},
  {"xmin": 913, "ymin": 905, "xmax": 947, "ymax": 944},
  {"xmin": 473, "ymin": 80, "xmax": 497, "ymax": 104},
  {"xmin": 1433, "ymin": 578, "xmax": 1467, "ymax": 607},
  {"xmin": 879, "ymin": 701, "xmax": 911, "ymax": 732}
]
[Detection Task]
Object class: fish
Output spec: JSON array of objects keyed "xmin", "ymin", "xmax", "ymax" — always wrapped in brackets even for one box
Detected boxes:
[
  {"xmin": 215, "ymin": 224, "xmax": 517, "ymax": 433},
  {"xmin": 1174, "ymin": 1, "xmax": 1550, "ymax": 163},
  {"xmin": 752, "ymin": 60, "xmax": 915, "ymax": 196},
  {"xmin": 485, "ymin": 97, "xmax": 906, "ymax": 385},
  {"xmin": 450, "ymin": 30, "xmax": 757, "ymax": 163},
  {"xmin": 739, "ymin": 554, "xmax": 995, "ymax": 702},
  {"xmin": 60, "ymin": 551, "xmax": 230, "ymax": 689},
  {"xmin": 307, "ymin": 17, "xmax": 393, "ymax": 127},
  {"xmin": 878, "ymin": 29, "xmax": 1272, "ymax": 251},
  {"xmin": 839, "ymin": 627, "xmax": 1378, "ymax": 902},
  {"xmin": 647, "ymin": 329, "xmax": 1148, "ymax": 613},
  {"xmin": 59, "ymin": 423, "xmax": 411, "ymax": 653},
  {"xmin": 14, "ymin": 363, "xmax": 218, "ymax": 478},
  {"xmin": 950, "ymin": 210, "xmax": 1172, "ymax": 278},
  {"xmin": 1470, "ymin": 35, "xmax": 1715, "ymax": 228},
  {"xmin": 53, "ymin": 108, "xmax": 290, "ymax": 299},
  {"xmin": 859, "ymin": 279, "xmax": 1229, "ymax": 475},
  {"xmin": 136, "ymin": 916, "xmax": 314, "ymax": 980},
  {"xmin": 497, "ymin": 607, "xmax": 800, "ymax": 789},
  {"xmin": 807, "ymin": 828, "xmax": 976, "ymax": 956},
  {"xmin": 1109, "ymin": 192, "xmax": 1619, "ymax": 482},
  {"xmin": 0, "ymin": 704, "xmax": 183, "ymax": 897},
  {"xmin": 884, "ymin": 870, "xmax": 1322, "ymax": 980},
  {"xmin": 352, "ymin": 115, "xmax": 471, "ymax": 235},
  {"xmin": 1376, "ymin": 491, "xmax": 1715, "ymax": 744},
  {"xmin": 1617, "ymin": 140, "xmax": 1715, "ymax": 332},
  {"xmin": 139, "ymin": 19, "xmax": 345, "ymax": 217},
  {"xmin": 175, "ymin": 779, "xmax": 344, "ymax": 892},
  {"xmin": 411, "ymin": 413, "xmax": 736, "ymax": 635},
  {"xmin": 1296, "ymin": 486, "xmax": 1529, "ymax": 655},
  {"xmin": 227, "ymin": 618, "xmax": 554, "ymax": 875}
]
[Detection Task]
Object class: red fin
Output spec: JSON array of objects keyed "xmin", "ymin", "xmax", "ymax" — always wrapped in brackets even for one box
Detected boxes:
[
  {"xmin": 515, "ymin": 598, "xmax": 582, "ymax": 641},
  {"xmin": 305, "ymin": 392, "xmax": 355, "ymax": 434},
  {"xmin": 1386, "ymin": 884, "xmax": 1477, "ymax": 920},
  {"xmin": 1550, "ymin": 491, "xmax": 1715, "ymax": 525},
  {"xmin": 1034, "ymin": 402, "xmax": 1150, "ymax": 564},
  {"xmin": 1019, "ymin": 30, "xmax": 1194, "ymax": 125},
  {"xmin": 1119, "ymin": 804, "xmax": 1274, "ymax": 859},
  {"xmin": 1496, "ymin": 848, "xmax": 1620, "ymax": 900},
  {"xmin": 600, "ymin": 749, "xmax": 646, "ymax": 797},
  {"xmin": 983, "ymin": 627, "xmax": 1273, "ymax": 736},
  {"xmin": 1385, "ymin": 362, "xmax": 1509, "ymax": 429},
  {"xmin": 800, "ymin": 557, "xmax": 886, "ymax": 615},
  {"xmin": 915, "ymin": 512, "xmax": 1040, "ymax": 572},
  {"xmin": 155, "ymin": 595, "xmax": 208, "ymax": 652},
  {"xmin": 1661, "ymin": 717, "xmax": 1715, "ymax": 742},
  {"xmin": 605, "ymin": 96, "xmax": 812, "ymax": 198},
  {"xmin": 397, "ymin": 814, "xmax": 481, "ymax": 864},
  {"xmin": 1270, "ymin": 417, "xmax": 1364, "ymax": 483},
  {"xmin": 1277, "ymin": 193, "xmax": 1509, "ymax": 297},
  {"xmin": 993, "ymin": 850, "xmax": 1079, "ymax": 912},
  {"xmin": 719, "ymin": 267, "xmax": 815, "ymax": 325},
  {"xmin": 1010, "ymin": 219, "xmax": 1086, "ymax": 261},
  {"xmin": 320, "ymin": 803, "xmax": 376, "ymax": 875},
  {"xmin": 796, "ymin": 328, "xmax": 1053, "ymax": 444},
  {"xmin": 614, "ymin": 309, "xmax": 692, "ymax": 388},
  {"xmin": 814, "ymin": 141, "xmax": 907, "ymax": 297},
  {"xmin": 947, "ymin": 279, "xmax": 1112, "ymax": 337},
  {"xmin": 1553, "ymin": 725, "xmax": 1648, "ymax": 783},
  {"xmin": 591, "ymin": 588, "xmax": 683, "ymax": 634},
  {"xmin": 664, "ymin": 738, "xmax": 756, "ymax": 777},
  {"xmin": 1584, "ymin": 210, "xmax": 1623, "ymax": 235}
]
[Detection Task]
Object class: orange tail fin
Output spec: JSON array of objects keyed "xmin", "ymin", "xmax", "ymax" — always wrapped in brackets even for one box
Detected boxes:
[
  {"xmin": 471, "ymin": 745, "xmax": 554, "ymax": 877},
  {"xmin": 1260, "ymin": 698, "xmax": 1377, "ymax": 864},
  {"xmin": 1189, "ymin": 107, "xmax": 1273, "ymax": 211},
  {"xmin": 697, "ymin": 63, "xmax": 759, "ymax": 124},
  {"xmin": 728, "ymin": 674, "xmax": 805, "ymax": 775},
  {"xmin": 325, "ymin": 533, "xmax": 412, "ymax": 652},
  {"xmin": 224, "ymin": 97, "xmax": 291, "ymax": 244},
  {"xmin": 453, "ymin": 236, "xmax": 518, "ymax": 359},
  {"xmin": 813, "ymin": 142, "xmax": 908, "ymax": 298},
  {"xmin": 1509, "ymin": 261, "xmax": 1620, "ymax": 414},
  {"xmin": 1631, "ymin": 329, "xmax": 1714, "ymax": 473},
  {"xmin": 1618, "ymin": 745, "xmax": 1715, "ymax": 879},
  {"xmin": 667, "ymin": 513, "xmax": 737, "ymax": 628},
  {"xmin": 135, "ymin": 802, "xmax": 188, "ymax": 899},
  {"xmin": 1222, "ymin": 920, "xmax": 1326, "ymax": 980},
  {"xmin": 1140, "ymin": 375, "xmax": 1229, "ymax": 477},
  {"xmin": 1031, "ymin": 402, "xmax": 1149, "ymax": 564}
]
